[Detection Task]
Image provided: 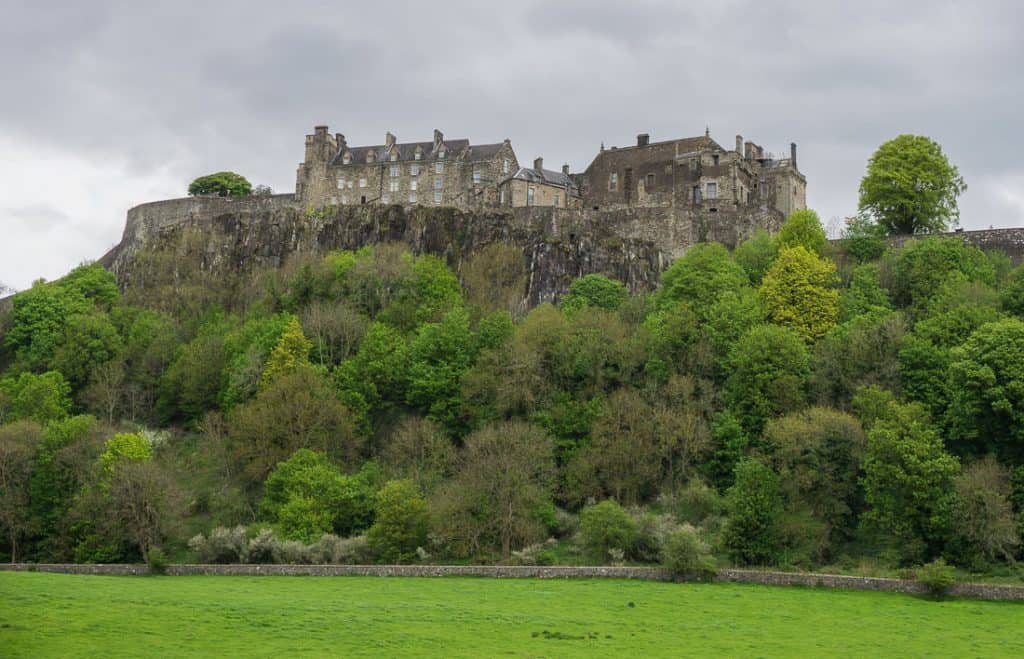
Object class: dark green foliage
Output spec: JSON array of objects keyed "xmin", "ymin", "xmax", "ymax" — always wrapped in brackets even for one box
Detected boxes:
[
  {"xmin": 839, "ymin": 215, "xmax": 888, "ymax": 262},
  {"xmin": 916, "ymin": 558, "xmax": 957, "ymax": 597},
  {"xmin": 813, "ymin": 310, "xmax": 905, "ymax": 405},
  {"xmin": 561, "ymin": 274, "xmax": 628, "ymax": 313},
  {"xmin": 838, "ymin": 264, "xmax": 891, "ymax": 322},
  {"xmin": 661, "ymin": 524, "xmax": 716, "ymax": 579},
  {"xmin": 732, "ymin": 229, "xmax": 778, "ymax": 285},
  {"xmin": 577, "ymin": 499, "xmax": 639, "ymax": 562},
  {"xmin": 1000, "ymin": 264, "xmax": 1024, "ymax": 318},
  {"xmin": 724, "ymin": 325, "xmax": 810, "ymax": 435},
  {"xmin": 890, "ymin": 237, "xmax": 995, "ymax": 310},
  {"xmin": 366, "ymin": 479, "xmax": 429, "ymax": 562},
  {"xmin": 723, "ymin": 459, "xmax": 784, "ymax": 565},
  {"xmin": 188, "ymin": 172, "xmax": 253, "ymax": 197}
]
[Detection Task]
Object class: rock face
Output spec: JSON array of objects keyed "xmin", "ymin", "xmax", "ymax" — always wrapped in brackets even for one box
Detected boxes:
[{"xmin": 104, "ymin": 194, "xmax": 693, "ymax": 306}]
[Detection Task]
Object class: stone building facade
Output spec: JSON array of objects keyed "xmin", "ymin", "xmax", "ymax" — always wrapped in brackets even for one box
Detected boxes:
[
  {"xmin": 499, "ymin": 157, "xmax": 582, "ymax": 209},
  {"xmin": 296, "ymin": 126, "xmax": 518, "ymax": 211},
  {"xmin": 578, "ymin": 130, "xmax": 806, "ymax": 223}
]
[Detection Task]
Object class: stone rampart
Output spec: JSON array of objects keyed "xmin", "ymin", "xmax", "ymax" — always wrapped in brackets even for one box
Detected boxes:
[
  {"xmin": 3, "ymin": 563, "xmax": 1023, "ymax": 601},
  {"xmin": 884, "ymin": 228, "xmax": 1024, "ymax": 263}
]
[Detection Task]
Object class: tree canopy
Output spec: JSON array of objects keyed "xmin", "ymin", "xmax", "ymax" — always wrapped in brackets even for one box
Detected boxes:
[
  {"xmin": 188, "ymin": 172, "xmax": 253, "ymax": 197},
  {"xmin": 857, "ymin": 135, "xmax": 966, "ymax": 235}
]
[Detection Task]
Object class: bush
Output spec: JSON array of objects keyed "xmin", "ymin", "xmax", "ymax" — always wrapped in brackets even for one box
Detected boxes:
[
  {"xmin": 510, "ymin": 538, "xmax": 558, "ymax": 566},
  {"xmin": 145, "ymin": 547, "xmax": 169, "ymax": 574},
  {"xmin": 661, "ymin": 524, "xmax": 717, "ymax": 580},
  {"xmin": 247, "ymin": 528, "xmax": 283, "ymax": 564},
  {"xmin": 188, "ymin": 526, "xmax": 248, "ymax": 563},
  {"xmin": 916, "ymin": 558, "xmax": 956, "ymax": 598},
  {"xmin": 577, "ymin": 500, "xmax": 639, "ymax": 563},
  {"xmin": 366, "ymin": 479, "xmax": 430, "ymax": 563},
  {"xmin": 630, "ymin": 510, "xmax": 678, "ymax": 562},
  {"xmin": 309, "ymin": 534, "xmax": 371, "ymax": 564},
  {"xmin": 658, "ymin": 480, "xmax": 724, "ymax": 526}
]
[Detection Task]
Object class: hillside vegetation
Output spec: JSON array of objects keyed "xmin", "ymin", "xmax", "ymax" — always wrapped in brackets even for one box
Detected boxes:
[{"xmin": 1, "ymin": 210, "xmax": 1024, "ymax": 579}]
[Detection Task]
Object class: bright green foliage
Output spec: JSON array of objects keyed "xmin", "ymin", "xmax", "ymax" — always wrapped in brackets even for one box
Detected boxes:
[
  {"xmin": 758, "ymin": 246, "xmax": 839, "ymax": 344},
  {"xmin": 839, "ymin": 264, "xmax": 891, "ymax": 322},
  {"xmin": 946, "ymin": 319, "xmax": 1024, "ymax": 462},
  {"xmin": 260, "ymin": 449, "xmax": 377, "ymax": 542},
  {"xmin": 4, "ymin": 281, "xmax": 91, "ymax": 370},
  {"xmin": 473, "ymin": 310, "xmax": 514, "ymax": 353},
  {"xmin": 703, "ymin": 289, "xmax": 764, "ymax": 375},
  {"xmin": 861, "ymin": 404, "xmax": 960, "ymax": 563},
  {"xmin": 220, "ymin": 314, "xmax": 294, "ymax": 409},
  {"xmin": 99, "ymin": 433, "xmax": 152, "ymax": 479},
  {"xmin": 406, "ymin": 308, "xmax": 476, "ymax": 430},
  {"xmin": 59, "ymin": 263, "xmax": 120, "ymax": 309},
  {"xmin": 840, "ymin": 215, "xmax": 888, "ymax": 262},
  {"xmin": 724, "ymin": 325, "xmax": 810, "ymax": 435},
  {"xmin": 376, "ymin": 253, "xmax": 463, "ymax": 331},
  {"xmin": 733, "ymin": 229, "xmax": 778, "ymax": 285},
  {"xmin": 561, "ymin": 274, "xmax": 628, "ymax": 313},
  {"xmin": 50, "ymin": 312, "xmax": 124, "ymax": 391},
  {"xmin": 704, "ymin": 410, "xmax": 749, "ymax": 489},
  {"xmin": 641, "ymin": 301, "xmax": 705, "ymax": 382},
  {"xmin": 889, "ymin": 237, "xmax": 995, "ymax": 310},
  {"xmin": 1000, "ymin": 264, "xmax": 1024, "ymax": 318},
  {"xmin": 777, "ymin": 209, "xmax": 827, "ymax": 255},
  {"xmin": 335, "ymin": 321, "xmax": 410, "ymax": 413},
  {"xmin": 577, "ymin": 499, "xmax": 640, "ymax": 562},
  {"xmin": 723, "ymin": 459, "xmax": 784, "ymax": 565},
  {"xmin": 0, "ymin": 371, "xmax": 72, "ymax": 424},
  {"xmin": 858, "ymin": 134, "xmax": 966, "ymax": 235},
  {"xmin": 259, "ymin": 317, "xmax": 312, "ymax": 389},
  {"xmin": 187, "ymin": 171, "xmax": 252, "ymax": 197},
  {"xmin": 366, "ymin": 479, "xmax": 429, "ymax": 563},
  {"xmin": 657, "ymin": 243, "xmax": 748, "ymax": 316}
]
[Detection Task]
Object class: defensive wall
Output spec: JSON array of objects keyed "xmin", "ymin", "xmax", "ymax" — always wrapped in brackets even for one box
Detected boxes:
[{"xmin": 2, "ymin": 563, "xmax": 1023, "ymax": 601}]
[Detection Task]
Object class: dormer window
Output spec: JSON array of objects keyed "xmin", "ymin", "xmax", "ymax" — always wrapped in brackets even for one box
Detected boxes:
[
  {"xmin": 390, "ymin": 151, "xmax": 398, "ymax": 162},
  {"xmin": 366, "ymin": 150, "xmax": 376, "ymax": 163},
  {"xmin": 437, "ymin": 149, "xmax": 446, "ymax": 159},
  {"xmin": 414, "ymin": 149, "xmax": 422, "ymax": 161},
  {"xmin": 503, "ymin": 159, "xmax": 510, "ymax": 174},
  {"xmin": 342, "ymin": 152, "xmax": 352, "ymax": 165}
]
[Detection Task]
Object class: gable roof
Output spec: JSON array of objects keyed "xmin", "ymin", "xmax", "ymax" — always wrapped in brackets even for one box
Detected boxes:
[
  {"xmin": 504, "ymin": 166, "xmax": 580, "ymax": 194},
  {"xmin": 332, "ymin": 138, "xmax": 505, "ymax": 166}
]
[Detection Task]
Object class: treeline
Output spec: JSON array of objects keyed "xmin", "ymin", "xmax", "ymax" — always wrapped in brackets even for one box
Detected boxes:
[{"xmin": 2, "ymin": 210, "xmax": 1024, "ymax": 576}]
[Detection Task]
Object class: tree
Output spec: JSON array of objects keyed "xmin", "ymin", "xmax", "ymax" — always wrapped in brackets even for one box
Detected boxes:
[
  {"xmin": 812, "ymin": 310, "xmax": 906, "ymax": 405},
  {"xmin": 889, "ymin": 237, "xmax": 995, "ymax": 310},
  {"xmin": 102, "ymin": 460, "xmax": 183, "ymax": 561},
  {"xmin": 577, "ymin": 500, "xmax": 639, "ymax": 562},
  {"xmin": 839, "ymin": 215, "xmax": 888, "ymax": 263},
  {"xmin": 259, "ymin": 317, "xmax": 312, "ymax": 388},
  {"xmin": 861, "ymin": 404, "xmax": 960, "ymax": 563},
  {"xmin": 4, "ymin": 281, "xmax": 90, "ymax": 370},
  {"xmin": 50, "ymin": 311, "xmax": 124, "ymax": 392},
  {"xmin": 430, "ymin": 421, "xmax": 555, "ymax": 558},
  {"xmin": 187, "ymin": 172, "xmax": 253, "ymax": 197},
  {"xmin": 367, "ymin": 479, "xmax": 429, "ymax": 563},
  {"xmin": 1001, "ymin": 264, "xmax": 1024, "ymax": 318},
  {"xmin": 777, "ymin": 209, "xmax": 827, "ymax": 256},
  {"xmin": 724, "ymin": 325, "xmax": 810, "ymax": 435},
  {"xmin": 656, "ymin": 243, "xmax": 749, "ymax": 316},
  {"xmin": 732, "ymin": 229, "xmax": 778, "ymax": 285},
  {"xmin": 838, "ymin": 264, "xmax": 891, "ymax": 322},
  {"xmin": 950, "ymin": 457, "xmax": 1019, "ymax": 567},
  {"xmin": 758, "ymin": 246, "xmax": 839, "ymax": 344},
  {"xmin": 0, "ymin": 371, "xmax": 72, "ymax": 425},
  {"xmin": 379, "ymin": 417, "xmax": 455, "ymax": 494},
  {"xmin": 405, "ymin": 307, "xmax": 476, "ymax": 431},
  {"xmin": 460, "ymin": 243, "xmax": 527, "ymax": 317},
  {"xmin": 946, "ymin": 319, "xmax": 1024, "ymax": 462},
  {"xmin": 858, "ymin": 134, "xmax": 966, "ymax": 235},
  {"xmin": 561, "ymin": 274, "xmax": 628, "ymax": 313},
  {"xmin": 723, "ymin": 459, "xmax": 784, "ymax": 566},
  {"xmin": 0, "ymin": 421, "xmax": 43, "ymax": 561}
]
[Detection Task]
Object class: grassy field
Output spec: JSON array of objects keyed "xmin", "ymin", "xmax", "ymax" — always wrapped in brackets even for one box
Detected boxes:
[{"xmin": 1, "ymin": 572, "xmax": 1023, "ymax": 657}]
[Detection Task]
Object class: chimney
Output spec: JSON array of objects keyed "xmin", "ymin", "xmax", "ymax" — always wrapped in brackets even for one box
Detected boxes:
[
  {"xmin": 386, "ymin": 132, "xmax": 396, "ymax": 148},
  {"xmin": 790, "ymin": 142, "xmax": 798, "ymax": 168},
  {"xmin": 736, "ymin": 135, "xmax": 743, "ymax": 156},
  {"xmin": 314, "ymin": 125, "xmax": 328, "ymax": 136},
  {"xmin": 562, "ymin": 164, "xmax": 570, "ymax": 175},
  {"xmin": 745, "ymin": 141, "xmax": 755, "ymax": 160},
  {"xmin": 433, "ymin": 129, "xmax": 443, "ymax": 149},
  {"xmin": 534, "ymin": 156, "xmax": 544, "ymax": 171},
  {"xmin": 335, "ymin": 133, "xmax": 346, "ymax": 151},
  {"xmin": 637, "ymin": 133, "xmax": 650, "ymax": 147}
]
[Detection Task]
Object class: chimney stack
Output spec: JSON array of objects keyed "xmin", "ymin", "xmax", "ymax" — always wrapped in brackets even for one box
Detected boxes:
[
  {"xmin": 386, "ymin": 132, "xmax": 396, "ymax": 148},
  {"xmin": 736, "ymin": 135, "xmax": 743, "ymax": 156},
  {"xmin": 637, "ymin": 133, "xmax": 650, "ymax": 147},
  {"xmin": 562, "ymin": 164, "xmax": 570, "ymax": 175},
  {"xmin": 433, "ymin": 129, "xmax": 443, "ymax": 149},
  {"xmin": 790, "ymin": 142, "xmax": 797, "ymax": 168},
  {"xmin": 335, "ymin": 133, "xmax": 347, "ymax": 151},
  {"xmin": 534, "ymin": 157, "xmax": 544, "ymax": 171}
]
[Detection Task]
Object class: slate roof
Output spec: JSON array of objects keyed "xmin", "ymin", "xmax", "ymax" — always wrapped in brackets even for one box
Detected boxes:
[
  {"xmin": 504, "ymin": 166, "xmax": 580, "ymax": 194},
  {"xmin": 331, "ymin": 138, "xmax": 505, "ymax": 166}
]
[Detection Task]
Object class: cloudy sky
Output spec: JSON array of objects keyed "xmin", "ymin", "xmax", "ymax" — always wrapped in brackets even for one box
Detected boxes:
[{"xmin": 3, "ymin": 0, "xmax": 1023, "ymax": 290}]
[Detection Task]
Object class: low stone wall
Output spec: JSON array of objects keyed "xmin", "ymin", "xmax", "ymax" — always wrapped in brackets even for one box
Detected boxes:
[{"xmin": 3, "ymin": 563, "xmax": 1023, "ymax": 601}]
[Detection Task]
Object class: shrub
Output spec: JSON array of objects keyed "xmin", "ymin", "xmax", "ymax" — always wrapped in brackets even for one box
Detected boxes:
[
  {"xmin": 661, "ymin": 524, "xmax": 717, "ymax": 580},
  {"xmin": 658, "ymin": 480, "xmax": 724, "ymax": 526},
  {"xmin": 309, "ymin": 534, "xmax": 371, "ymax": 564},
  {"xmin": 145, "ymin": 547, "xmax": 169, "ymax": 574},
  {"xmin": 279, "ymin": 539, "xmax": 313, "ymax": 564},
  {"xmin": 916, "ymin": 558, "xmax": 956, "ymax": 598},
  {"xmin": 510, "ymin": 538, "xmax": 558, "ymax": 566},
  {"xmin": 577, "ymin": 500, "xmax": 639, "ymax": 563},
  {"xmin": 188, "ymin": 526, "xmax": 248, "ymax": 563},
  {"xmin": 248, "ymin": 528, "xmax": 283, "ymax": 564},
  {"xmin": 366, "ymin": 479, "xmax": 430, "ymax": 563},
  {"xmin": 630, "ymin": 510, "xmax": 678, "ymax": 562}
]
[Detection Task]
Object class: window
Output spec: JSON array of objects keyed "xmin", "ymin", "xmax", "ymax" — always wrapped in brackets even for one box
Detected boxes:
[
  {"xmin": 342, "ymin": 153, "xmax": 351, "ymax": 164},
  {"xmin": 553, "ymin": 192, "xmax": 559, "ymax": 208},
  {"xmin": 692, "ymin": 185, "xmax": 701, "ymax": 204},
  {"xmin": 435, "ymin": 162, "xmax": 444, "ymax": 174},
  {"xmin": 645, "ymin": 173, "xmax": 655, "ymax": 189},
  {"xmin": 706, "ymin": 182, "xmax": 717, "ymax": 199},
  {"xmin": 433, "ymin": 190, "xmax": 442, "ymax": 203},
  {"xmin": 415, "ymin": 150, "xmax": 422, "ymax": 160},
  {"xmin": 503, "ymin": 159, "xmax": 510, "ymax": 174},
  {"xmin": 390, "ymin": 152, "xmax": 398, "ymax": 162},
  {"xmin": 410, "ymin": 180, "xmax": 418, "ymax": 191},
  {"xmin": 500, "ymin": 189, "xmax": 506, "ymax": 204},
  {"xmin": 389, "ymin": 179, "xmax": 399, "ymax": 193},
  {"xmin": 527, "ymin": 186, "xmax": 535, "ymax": 205},
  {"xmin": 382, "ymin": 195, "xmax": 390, "ymax": 204},
  {"xmin": 390, "ymin": 165, "xmax": 399, "ymax": 177},
  {"xmin": 410, "ymin": 164, "xmax": 420, "ymax": 176},
  {"xmin": 347, "ymin": 180, "xmax": 353, "ymax": 189},
  {"xmin": 434, "ymin": 177, "xmax": 443, "ymax": 190},
  {"xmin": 337, "ymin": 178, "xmax": 345, "ymax": 189},
  {"xmin": 438, "ymin": 149, "xmax": 446, "ymax": 159},
  {"xmin": 608, "ymin": 172, "xmax": 618, "ymax": 191},
  {"xmin": 409, "ymin": 193, "xmax": 418, "ymax": 203},
  {"xmin": 359, "ymin": 178, "xmax": 367, "ymax": 188},
  {"xmin": 341, "ymin": 194, "xmax": 348, "ymax": 204},
  {"xmin": 367, "ymin": 151, "xmax": 376, "ymax": 163},
  {"xmin": 473, "ymin": 168, "xmax": 481, "ymax": 183},
  {"xmin": 689, "ymin": 158, "xmax": 697, "ymax": 172},
  {"xmin": 330, "ymin": 196, "xmax": 337, "ymax": 205},
  {"xmin": 712, "ymin": 154, "xmax": 719, "ymax": 166}
]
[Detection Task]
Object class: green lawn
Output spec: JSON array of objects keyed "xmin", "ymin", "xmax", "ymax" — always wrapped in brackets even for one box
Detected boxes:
[{"xmin": 1, "ymin": 572, "xmax": 1022, "ymax": 657}]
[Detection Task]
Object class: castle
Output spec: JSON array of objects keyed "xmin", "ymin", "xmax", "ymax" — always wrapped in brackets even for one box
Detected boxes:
[{"xmin": 295, "ymin": 124, "xmax": 806, "ymax": 226}]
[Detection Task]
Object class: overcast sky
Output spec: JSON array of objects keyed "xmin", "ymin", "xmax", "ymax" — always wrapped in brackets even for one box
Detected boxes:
[{"xmin": 3, "ymin": 0, "xmax": 1023, "ymax": 290}]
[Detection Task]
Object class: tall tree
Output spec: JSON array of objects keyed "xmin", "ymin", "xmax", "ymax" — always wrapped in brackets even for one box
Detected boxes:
[{"xmin": 858, "ymin": 135, "xmax": 967, "ymax": 235}]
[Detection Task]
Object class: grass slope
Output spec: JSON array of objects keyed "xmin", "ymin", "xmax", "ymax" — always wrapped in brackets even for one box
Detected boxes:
[{"xmin": 1, "ymin": 572, "xmax": 1022, "ymax": 657}]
